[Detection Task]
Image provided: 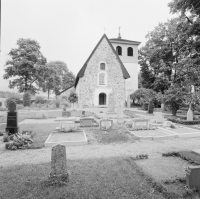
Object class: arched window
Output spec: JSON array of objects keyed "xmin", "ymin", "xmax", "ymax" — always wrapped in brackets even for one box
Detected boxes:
[
  {"xmin": 99, "ymin": 93, "xmax": 106, "ymax": 105},
  {"xmin": 116, "ymin": 46, "xmax": 122, "ymax": 56},
  {"xmin": 127, "ymin": 47, "xmax": 133, "ymax": 56},
  {"xmin": 99, "ymin": 73, "xmax": 105, "ymax": 85},
  {"xmin": 100, "ymin": 63, "xmax": 105, "ymax": 70}
]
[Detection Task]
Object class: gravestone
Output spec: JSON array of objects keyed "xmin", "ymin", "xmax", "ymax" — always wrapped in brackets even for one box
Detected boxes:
[
  {"xmin": 80, "ymin": 118, "xmax": 94, "ymax": 127},
  {"xmin": 132, "ymin": 119, "xmax": 149, "ymax": 129},
  {"xmin": 108, "ymin": 92, "xmax": 115, "ymax": 113},
  {"xmin": 6, "ymin": 100, "xmax": 18, "ymax": 135},
  {"xmin": 58, "ymin": 121, "xmax": 77, "ymax": 132},
  {"xmin": 62, "ymin": 111, "xmax": 71, "ymax": 117},
  {"xmin": 117, "ymin": 106, "xmax": 124, "ymax": 124},
  {"xmin": 187, "ymin": 104, "xmax": 193, "ymax": 121},
  {"xmin": 49, "ymin": 144, "xmax": 69, "ymax": 181},
  {"xmin": 186, "ymin": 166, "xmax": 200, "ymax": 188},
  {"xmin": 163, "ymin": 121, "xmax": 172, "ymax": 127},
  {"xmin": 154, "ymin": 112, "xmax": 163, "ymax": 123},
  {"xmin": 100, "ymin": 119, "xmax": 113, "ymax": 130},
  {"xmin": 127, "ymin": 95, "xmax": 131, "ymax": 108}
]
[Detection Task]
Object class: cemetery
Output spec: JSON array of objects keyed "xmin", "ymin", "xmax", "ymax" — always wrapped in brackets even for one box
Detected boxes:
[{"xmin": 1, "ymin": 0, "xmax": 200, "ymax": 197}]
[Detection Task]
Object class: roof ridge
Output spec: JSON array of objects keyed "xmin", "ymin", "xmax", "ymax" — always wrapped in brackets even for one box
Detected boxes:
[{"xmin": 74, "ymin": 34, "xmax": 130, "ymax": 88}]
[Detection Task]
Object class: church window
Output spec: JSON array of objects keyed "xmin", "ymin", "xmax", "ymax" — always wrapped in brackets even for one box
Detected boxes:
[
  {"xmin": 99, "ymin": 73, "xmax": 105, "ymax": 85},
  {"xmin": 100, "ymin": 63, "xmax": 105, "ymax": 70},
  {"xmin": 127, "ymin": 47, "xmax": 133, "ymax": 56},
  {"xmin": 116, "ymin": 46, "xmax": 122, "ymax": 56}
]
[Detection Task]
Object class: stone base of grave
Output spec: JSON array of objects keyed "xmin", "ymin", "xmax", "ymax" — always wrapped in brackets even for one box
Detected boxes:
[
  {"xmin": 192, "ymin": 149, "xmax": 200, "ymax": 156},
  {"xmin": 42, "ymin": 173, "xmax": 69, "ymax": 187},
  {"xmin": 45, "ymin": 130, "xmax": 87, "ymax": 147}
]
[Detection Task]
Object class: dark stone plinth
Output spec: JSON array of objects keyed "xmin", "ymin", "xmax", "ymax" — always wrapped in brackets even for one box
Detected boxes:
[
  {"xmin": 186, "ymin": 166, "xmax": 200, "ymax": 188},
  {"xmin": 80, "ymin": 118, "xmax": 94, "ymax": 127},
  {"xmin": 6, "ymin": 111, "xmax": 18, "ymax": 135},
  {"xmin": 62, "ymin": 111, "xmax": 71, "ymax": 117}
]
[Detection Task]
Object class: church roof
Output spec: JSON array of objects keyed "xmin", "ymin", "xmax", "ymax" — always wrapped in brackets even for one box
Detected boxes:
[
  {"xmin": 74, "ymin": 34, "xmax": 130, "ymax": 88},
  {"xmin": 109, "ymin": 38, "xmax": 141, "ymax": 45}
]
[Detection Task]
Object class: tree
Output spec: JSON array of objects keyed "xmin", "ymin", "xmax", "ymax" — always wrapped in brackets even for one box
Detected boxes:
[
  {"xmin": 68, "ymin": 91, "xmax": 78, "ymax": 109},
  {"xmin": 41, "ymin": 61, "xmax": 75, "ymax": 98},
  {"xmin": 164, "ymin": 86, "xmax": 187, "ymax": 115},
  {"xmin": 4, "ymin": 38, "xmax": 47, "ymax": 94},
  {"xmin": 23, "ymin": 92, "xmax": 31, "ymax": 107}
]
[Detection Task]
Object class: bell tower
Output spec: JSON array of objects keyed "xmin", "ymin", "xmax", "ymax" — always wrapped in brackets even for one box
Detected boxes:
[{"xmin": 109, "ymin": 31, "xmax": 141, "ymax": 102}]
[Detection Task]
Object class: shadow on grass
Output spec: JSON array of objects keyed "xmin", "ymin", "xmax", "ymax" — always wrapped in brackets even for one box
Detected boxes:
[{"xmin": 0, "ymin": 157, "xmax": 166, "ymax": 199}]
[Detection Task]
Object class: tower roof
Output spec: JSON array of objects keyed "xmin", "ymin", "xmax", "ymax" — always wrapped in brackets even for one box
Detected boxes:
[
  {"xmin": 74, "ymin": 34, "xmax": 130, "ymax": 88},
  {"xmin": 109, "ymin": 38, "xmax": 141, "ymax": 45}
]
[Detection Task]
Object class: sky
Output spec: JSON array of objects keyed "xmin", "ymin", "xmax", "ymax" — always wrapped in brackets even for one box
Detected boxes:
[{"xmin": 0, "ymin": 0, "xmax": 177, "ymax": 92}]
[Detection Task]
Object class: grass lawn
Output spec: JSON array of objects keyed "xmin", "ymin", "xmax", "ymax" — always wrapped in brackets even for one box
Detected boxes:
[
  {"xmin": 0, "ymin": 157, "xmax": 166, "ymax": 199},
  {"xmin": 19, "ymin": 123, "xmax": 58, "ymax": 148}
]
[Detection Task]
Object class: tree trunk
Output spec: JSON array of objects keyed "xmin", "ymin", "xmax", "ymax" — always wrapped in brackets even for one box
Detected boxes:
[{"xmin": 48, "ymin": 90, "xmax": 50, "ymax": 99}]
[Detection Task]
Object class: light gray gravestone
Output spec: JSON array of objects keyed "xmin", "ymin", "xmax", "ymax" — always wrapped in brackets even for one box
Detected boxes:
[
  {"xmin": 50, "ymin": 144, "xmax": 68, "ymax": 178},
  {"xmin": 100, "ymin": 119, "xmax": 113, "ymax": 130},
  {"xmin": 108, "ymin": 92, "xmax": 115, "ymax": 113},
  {"xmin": 187, "ymin": 104, "xmax": 193, "ymax": 121},
  {"xmin": 154, "ymin": 112, "xmax": 163, "ymax": 123},
  {"xmin": 117, "ymin": 106, "xmax": 124, "ymax": 124},
  {"xmin": 127, "ymin": 95, "xmax": 131, "ymax": 108},
  {"xmin": 132, "ymin": 119, "xmax": 149, "ymax": 129},
  {"xmin": 186, "ymin": 166, "xmax": 200, "ymax": 188}
]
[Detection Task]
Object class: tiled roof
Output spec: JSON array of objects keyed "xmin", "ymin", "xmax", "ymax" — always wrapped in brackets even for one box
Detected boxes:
[{"xmin": 74, "ymin": 34, "xmax": 130, "ymax": 88}]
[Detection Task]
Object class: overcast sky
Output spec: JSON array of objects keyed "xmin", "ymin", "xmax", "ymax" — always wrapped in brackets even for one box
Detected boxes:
[{"xmin": 0, "ymin": 0, "xmax": 176, "ymax": 92}]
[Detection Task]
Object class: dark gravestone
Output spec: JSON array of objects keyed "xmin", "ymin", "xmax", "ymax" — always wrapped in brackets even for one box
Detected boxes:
[
  {"xmin": 186, "ymin": 166, "xmax": 200, "ymax": 188},
  {"xmin": 6, "ymin": 100, "xmax": 18, "ymax": 135},
  {"xmin": 62, "ymin": 111, "xmax": 71, "ymax": 117},
  {"xmin": 80, "ymin": 118, "xmax": 94, "ymax": 127}
]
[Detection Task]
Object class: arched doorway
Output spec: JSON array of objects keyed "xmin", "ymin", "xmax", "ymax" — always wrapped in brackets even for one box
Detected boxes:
[{"xmin": 99, "ymin": 93, "xmax": 106, "ymax": 105}]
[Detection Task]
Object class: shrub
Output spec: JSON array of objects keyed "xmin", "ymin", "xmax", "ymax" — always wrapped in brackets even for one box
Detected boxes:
[
  {"xmin": 5, "ymin": 131, "xmax": 33, "ymax": 150},
  {"xmin": 167, "ymin": 117, "xmax": 200, "ymax": 125},
  {"xmin": 68, "ymin": 91, "xmax": 78, "ymax": 109},
  {"xmin": 55, "ymin": 100, "xmax": 60, "ymax": 108},
  {"xmin": 5, "ymin": 96, "xmax": 22, "ymax": 107},
  {"xmin": 35, "ymin": 96, "xmax": 45, "ymax": 104},
  {"xmin": 23, "ymin": 92, "xmax": 31, "ymax": 106}
]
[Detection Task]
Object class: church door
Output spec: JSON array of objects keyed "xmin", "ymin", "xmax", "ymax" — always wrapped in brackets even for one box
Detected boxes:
[{"xmin": 99, "ymin": 93, "xmax": 106, "ymax": 105}]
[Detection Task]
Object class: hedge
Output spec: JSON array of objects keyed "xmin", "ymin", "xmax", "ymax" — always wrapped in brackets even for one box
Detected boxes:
[{"xmin": 167, "ymin": 117, "xmax": 200, "ymax": 125}]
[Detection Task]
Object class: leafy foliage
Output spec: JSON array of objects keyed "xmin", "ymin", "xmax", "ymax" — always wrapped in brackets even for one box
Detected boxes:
[
  {"xmin": 34, "ymin": 96, "xmax": 45, "ymax": 104},
  {"xmin": 5, "ymin": 96, "xmax": 22, "ymax": 107},
  {"xmin": 41, "ymin": 61, "xmax": 75, "ymax": 98},
  {"xmin": 23, "ymin": 92, "xmax": 31, "ymax": 107},
  {"xmin": 4, "ymin": 38, "xmax": 47, "ymax": 94},
  {"xmin": 68, "ymin": 91, "xmax": 78, "ymax": 104},
  {"xmin": 130, "ymin": 88, "xmax": 156, "ymax": 106},
  {"xmin": 164, "ymin": 86, "xmax": 187, "ymax": 115}
]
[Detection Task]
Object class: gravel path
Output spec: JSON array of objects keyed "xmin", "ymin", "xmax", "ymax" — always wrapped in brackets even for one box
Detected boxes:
[{"xmin": 0, "ymin": 136, "xmax": 200, "ymax": 168}]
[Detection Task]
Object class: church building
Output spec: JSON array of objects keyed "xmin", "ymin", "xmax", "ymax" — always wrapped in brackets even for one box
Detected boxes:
[{"xmin": 75, "ymin": 33, "xmax": 140, "ymax": 108}]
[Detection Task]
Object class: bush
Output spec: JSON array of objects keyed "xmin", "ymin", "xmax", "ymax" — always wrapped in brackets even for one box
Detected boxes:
[
  {"xmin": 55, "ymin": 100, "xmax": 60, "ymax": 108},
  {"xmin": 167, "ymin": 117, "xmax": 200, "ymax": 125},
  {"xmin": 5, "ymin": 96, "xmax": 22, "ymax": 107},
  {"xmin": 5, "ymin": 131, "xmax": 33, "ymax": 150},
  {"xmin": 35, "ymin": 96, "xmax": 45, "ymax": 104},
  {"xmin": 23, "ymin": 92, "xmax": 31, "ymax": 106}
]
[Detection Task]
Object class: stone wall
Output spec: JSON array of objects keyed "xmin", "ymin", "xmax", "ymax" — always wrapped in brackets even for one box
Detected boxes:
[{"xmin": 77, "ymin": 37, "xmax": 125, "ymax": 107}]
